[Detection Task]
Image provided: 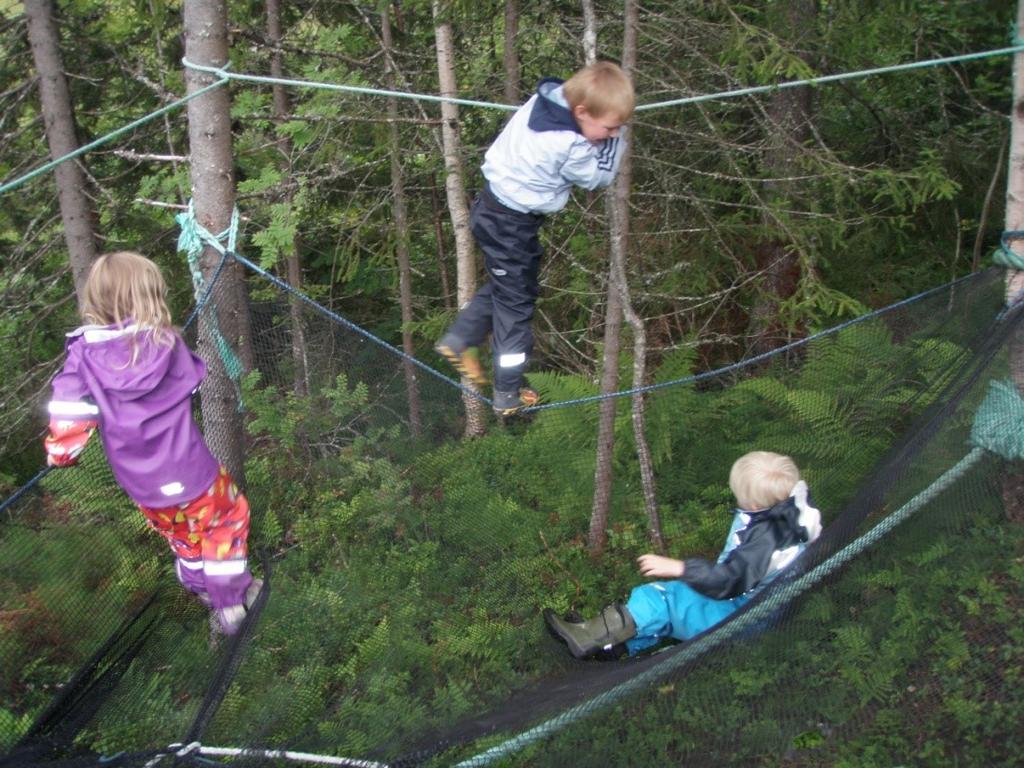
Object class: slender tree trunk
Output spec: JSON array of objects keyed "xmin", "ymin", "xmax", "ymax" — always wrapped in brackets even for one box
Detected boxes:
[
  {"xmin": 747, "ymin": 0, "xmax": 815, "ymax": 355},
  {"xmin": 384, "ymin": 1, "xmax": 423, "ymax": 437},
  {"xmin": 580, "ymin": 0, "xmax": 597, "ymax": 64},
  {"xmin": 615, "ymin": 0, "xmax": 663, "ymax": 552},
  {"xmin": 588, "ymin": 0, "xmax": 661, "ymax": 553},
  {"xmin": 586, "ymin": 1, "xmax": 660, "ymax": 551},
  {"xmin": 1002, "ymin": 0, "xmax": 1024, "ymax": 522},
  {"xmin": 585, "ymin": 0, "xmax": 618, "ymax": 553},
  {"xmin": 183, "ymin": 0, "xmax": 252, "ymax": 486},
  {"xmin": 433, "ymin": 0, "xmax": 486, "ymax": 436},
  {"xmin": 431, "ymin": 175, "xmax": 454, "ymax": 311},
  {"xmin": 973, "ymin": 138, "xmax": 1006, "ymax": 273},
  {"xmin": 266, "ymin": 0, "xmax": 310, "ymax": 398},
  {"xmin": 24, "ymin": 0, "xmax": 97, "ymax": 308},
  {"xmin": 503, "ymin": 0, "xmax": 521, "ymax": 104}
]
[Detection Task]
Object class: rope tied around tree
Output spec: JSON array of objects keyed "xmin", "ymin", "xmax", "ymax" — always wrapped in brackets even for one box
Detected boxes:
[
  {"xmin": 994, "ymin": 230, "xmax": 1024, "ymax": 307},
  {"xmin": 176, "ymin": 200, "xmax": 245, "ymax": 397},
  {"xmin": 996, "ymin": 230, "xmax": 1024, "ymax": 270},
  {"xmin": 970, "ymin": 378, "xmax": 1024, "ymax": 461}
]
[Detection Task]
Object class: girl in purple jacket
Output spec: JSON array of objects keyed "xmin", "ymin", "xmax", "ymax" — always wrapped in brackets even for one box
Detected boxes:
[{"xmin": 44, "ymin": 251, "xmax": 260, "ymax": 635}]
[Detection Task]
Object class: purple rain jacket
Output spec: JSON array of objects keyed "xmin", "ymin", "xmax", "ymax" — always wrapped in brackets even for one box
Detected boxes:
[{"xmin": 47, "ymin": 323, "xmax": 220, "ymax": 508}]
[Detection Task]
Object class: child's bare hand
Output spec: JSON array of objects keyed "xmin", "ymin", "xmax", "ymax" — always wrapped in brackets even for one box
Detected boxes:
[{"xmin": 637, "ymin": 554, "xmax": 685, "ymax": 579}]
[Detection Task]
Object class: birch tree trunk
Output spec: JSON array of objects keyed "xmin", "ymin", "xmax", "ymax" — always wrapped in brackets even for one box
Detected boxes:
[
  {"xmin": 1007, "ymin": 0, "xmax": 1024, "ymax": 317},
  {"xmin": 266, "ymin": 0, "xmax": 310, "ymax": 398},
  {"xmin": 1002, "ymin": 0, "xmax": 1024, "ymax": 522},
  {"xmin": 585, "ymin": 0, "xmax": 618, "ymax": 553},
  {"xmin": 619, "ymin": 0, "xmax": 664, "ymax": 552},
  {"xmin": 433, "ymin": 0, "xmax": 487, "ymax": 436},
  {"xmin": 183, "ymin": 0, "xmax": 252, "ymax": 486},
  {"xmin": 607, "ymin": 0, "xmax": 662, "ymax": 552},
  {"xmin": 587, "ymin": 0, "xmax": 661, "ymax": 552},
  {"xmin": 580, "ymin": 0, "xmax": 597, "ymax": 65},
  {"xmin": 24, "ymin": 0, "xmax": 97, "ymax": 309},
  {"xmin": 384, "ymin": 1, "xmax": 423, "ymax": 437}
]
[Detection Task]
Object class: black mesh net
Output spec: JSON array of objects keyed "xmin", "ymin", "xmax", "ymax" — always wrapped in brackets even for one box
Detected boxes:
[{"xmin": 3, "ymin": 259, "xmax": 1023, "ymax": 767}]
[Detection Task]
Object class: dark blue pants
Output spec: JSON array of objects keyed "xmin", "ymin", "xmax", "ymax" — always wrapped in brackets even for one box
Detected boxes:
[{"xmin": 447, "ymin": 188, "xmax": 545, "ymax": 393}]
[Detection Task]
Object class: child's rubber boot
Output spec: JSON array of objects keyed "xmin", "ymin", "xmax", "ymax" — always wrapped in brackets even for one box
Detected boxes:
[
  {"xmin": 212, "ymin": 577, "xmax": 265, "ymax": 638},
  {"xmin": 435, "ymin": 334, "xmax": 488, "ymax": 387},
  {"xmin": 543, "ymin": 604, "xmax": 636, "ymax": 659},
  {"xmin": 492, "ymin": 387, "xmax": 540, "ymax": 416}
]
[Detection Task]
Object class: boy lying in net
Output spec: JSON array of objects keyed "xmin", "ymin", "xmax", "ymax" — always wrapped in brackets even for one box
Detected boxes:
[{"xmin": 545, "ymin": 451, "xmax": 822, "ymax": 659}]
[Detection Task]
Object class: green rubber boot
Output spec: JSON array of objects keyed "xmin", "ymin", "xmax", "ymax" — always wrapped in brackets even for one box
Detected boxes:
[{"xmin": 544, "ymin": 604, "xmax": 636, "ymax": 659}]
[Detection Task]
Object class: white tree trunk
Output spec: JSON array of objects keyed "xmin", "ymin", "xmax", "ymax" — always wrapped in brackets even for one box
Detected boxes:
[
  {"xmin": 587, "ymin": 0, "xmax": 661, "ymax": 551},
  {"xmin": 433, "ymin": 0, "xmax": 487, "ymax": 436},
  {"xmin": 1006, "ymin": 0, "xmax": 1024, "ymax": 315},
  {"xmin": 1001, "ymin": 0, "xmax": 1024, "ymax": 522},
  {"xmin": 584, "ymin": 0, "xmax": 617, "ymax": 553}
]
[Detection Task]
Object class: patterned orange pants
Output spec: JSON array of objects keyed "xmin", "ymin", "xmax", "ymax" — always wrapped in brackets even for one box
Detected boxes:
[{"xmin": 138, "ymin": 466, "xmax": 250, "ymax": 562}]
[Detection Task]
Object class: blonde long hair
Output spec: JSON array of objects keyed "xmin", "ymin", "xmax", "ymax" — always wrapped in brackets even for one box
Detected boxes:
[{"xmin": 81, "ymin": 251, "xmax": 175, "ymax": 364}]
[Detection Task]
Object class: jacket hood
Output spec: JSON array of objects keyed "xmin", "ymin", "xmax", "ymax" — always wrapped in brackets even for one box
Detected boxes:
[
  {"xmin": 528, "ymin": 78, "xmax": 581, "ymax": 134},
  {"xmin": 69, "ymin": 325, "xmax": 195, "ymax": 402},
  {"xmin": 749, "ymin": 480, "xmax": 822, "ymax": 543}
]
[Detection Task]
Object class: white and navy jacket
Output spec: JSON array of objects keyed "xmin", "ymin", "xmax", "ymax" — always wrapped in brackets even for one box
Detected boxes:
[
  {"xmin": 681, "ymin": 481, "xmax": 822, "ymax": 601},
  {"xmin": 481, "ymin": 78, "xmax": 628, "ymax": 215}
]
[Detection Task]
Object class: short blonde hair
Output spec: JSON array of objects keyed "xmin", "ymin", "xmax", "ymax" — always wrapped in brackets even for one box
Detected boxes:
[
  {"xmin": 729, "ymin": 451, "xmax": 800, "ymax": 511},
  {"xmin": 82, "ymin": 251, "xmax": 175, "ymax": 362},
  {"xmin": 562, "ymin": 61, "xmax": 635, "ymax": 122}
]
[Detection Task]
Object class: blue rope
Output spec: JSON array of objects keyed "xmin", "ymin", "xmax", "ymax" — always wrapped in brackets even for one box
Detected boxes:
[
  {"xmin": 180, "ymin": 251, "xmax": 233, "ymax": 332},
  {"xmin": 234, "ymin": 252, "xmax": 987, "ymax": 413},
  {"xmin": 0, "ymin": 467, "xmax": 52, "ymax": 516},
  {"xmin": 524, "ymin": 269, "xmax": 989, "ymax": 413},
  {"xmin": 0, "ymin": 267, "xmax": 996, "ymax": 517},
  {"xmin": 228, "ymin": 251, "xmax": 491, "ymax": 405}
]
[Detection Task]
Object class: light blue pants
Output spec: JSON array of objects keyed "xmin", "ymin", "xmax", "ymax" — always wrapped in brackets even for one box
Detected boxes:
[{"xmin": 624, "ymin": 581, "xmax": 749, "ymax": 655}]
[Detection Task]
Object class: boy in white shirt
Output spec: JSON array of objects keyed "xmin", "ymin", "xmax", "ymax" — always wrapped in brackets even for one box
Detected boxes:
[{"xmin": 436, "ymin": 61, "xmax": 635, "ymax": 415}]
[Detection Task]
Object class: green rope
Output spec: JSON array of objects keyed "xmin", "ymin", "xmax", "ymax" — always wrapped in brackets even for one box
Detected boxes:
[
  {"xmin": 994, "ymin": 233, "xmax": 1024, "ymax": 270},
  {"xmin": 181, "ymin": 57, "xmax": 518, "ymax": 112},
  {"xmin": 993, "ymin": 249, "xmax": 1024, "ymax": 270},
  {"xmin": 176, "ymin": 200, "xmax": 244, "ymax": 387},
  {"xmin": 181, "ymin": 45, "xmax": 1024, "ymax": 116},
  {"xmin": 456, "ymin": 447, "xmax": 987, "ymax": 766},
  {"xmin": 635, "ymin": 44, "xmax": 1024, "ymax": 112},
  {"xmin": 4, "ymin": 44, "xmax": 1021, "ymax": 198},
  {"xmin": 970, "ymin": 379, "xmax": 1024, "ymax": 460},
  {"xmin": 0, "ymin": 79, "xmax": 228, "ymax": 197}
]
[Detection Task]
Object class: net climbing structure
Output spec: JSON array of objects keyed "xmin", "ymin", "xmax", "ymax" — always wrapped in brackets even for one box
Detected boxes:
[
  {"xmin": 3, "ymin": 32, "xmax": 1024, "ymax": 768},
  {"xmin": 2, "ymin": 252, "xmax": 1023, "ymax": 767}
]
